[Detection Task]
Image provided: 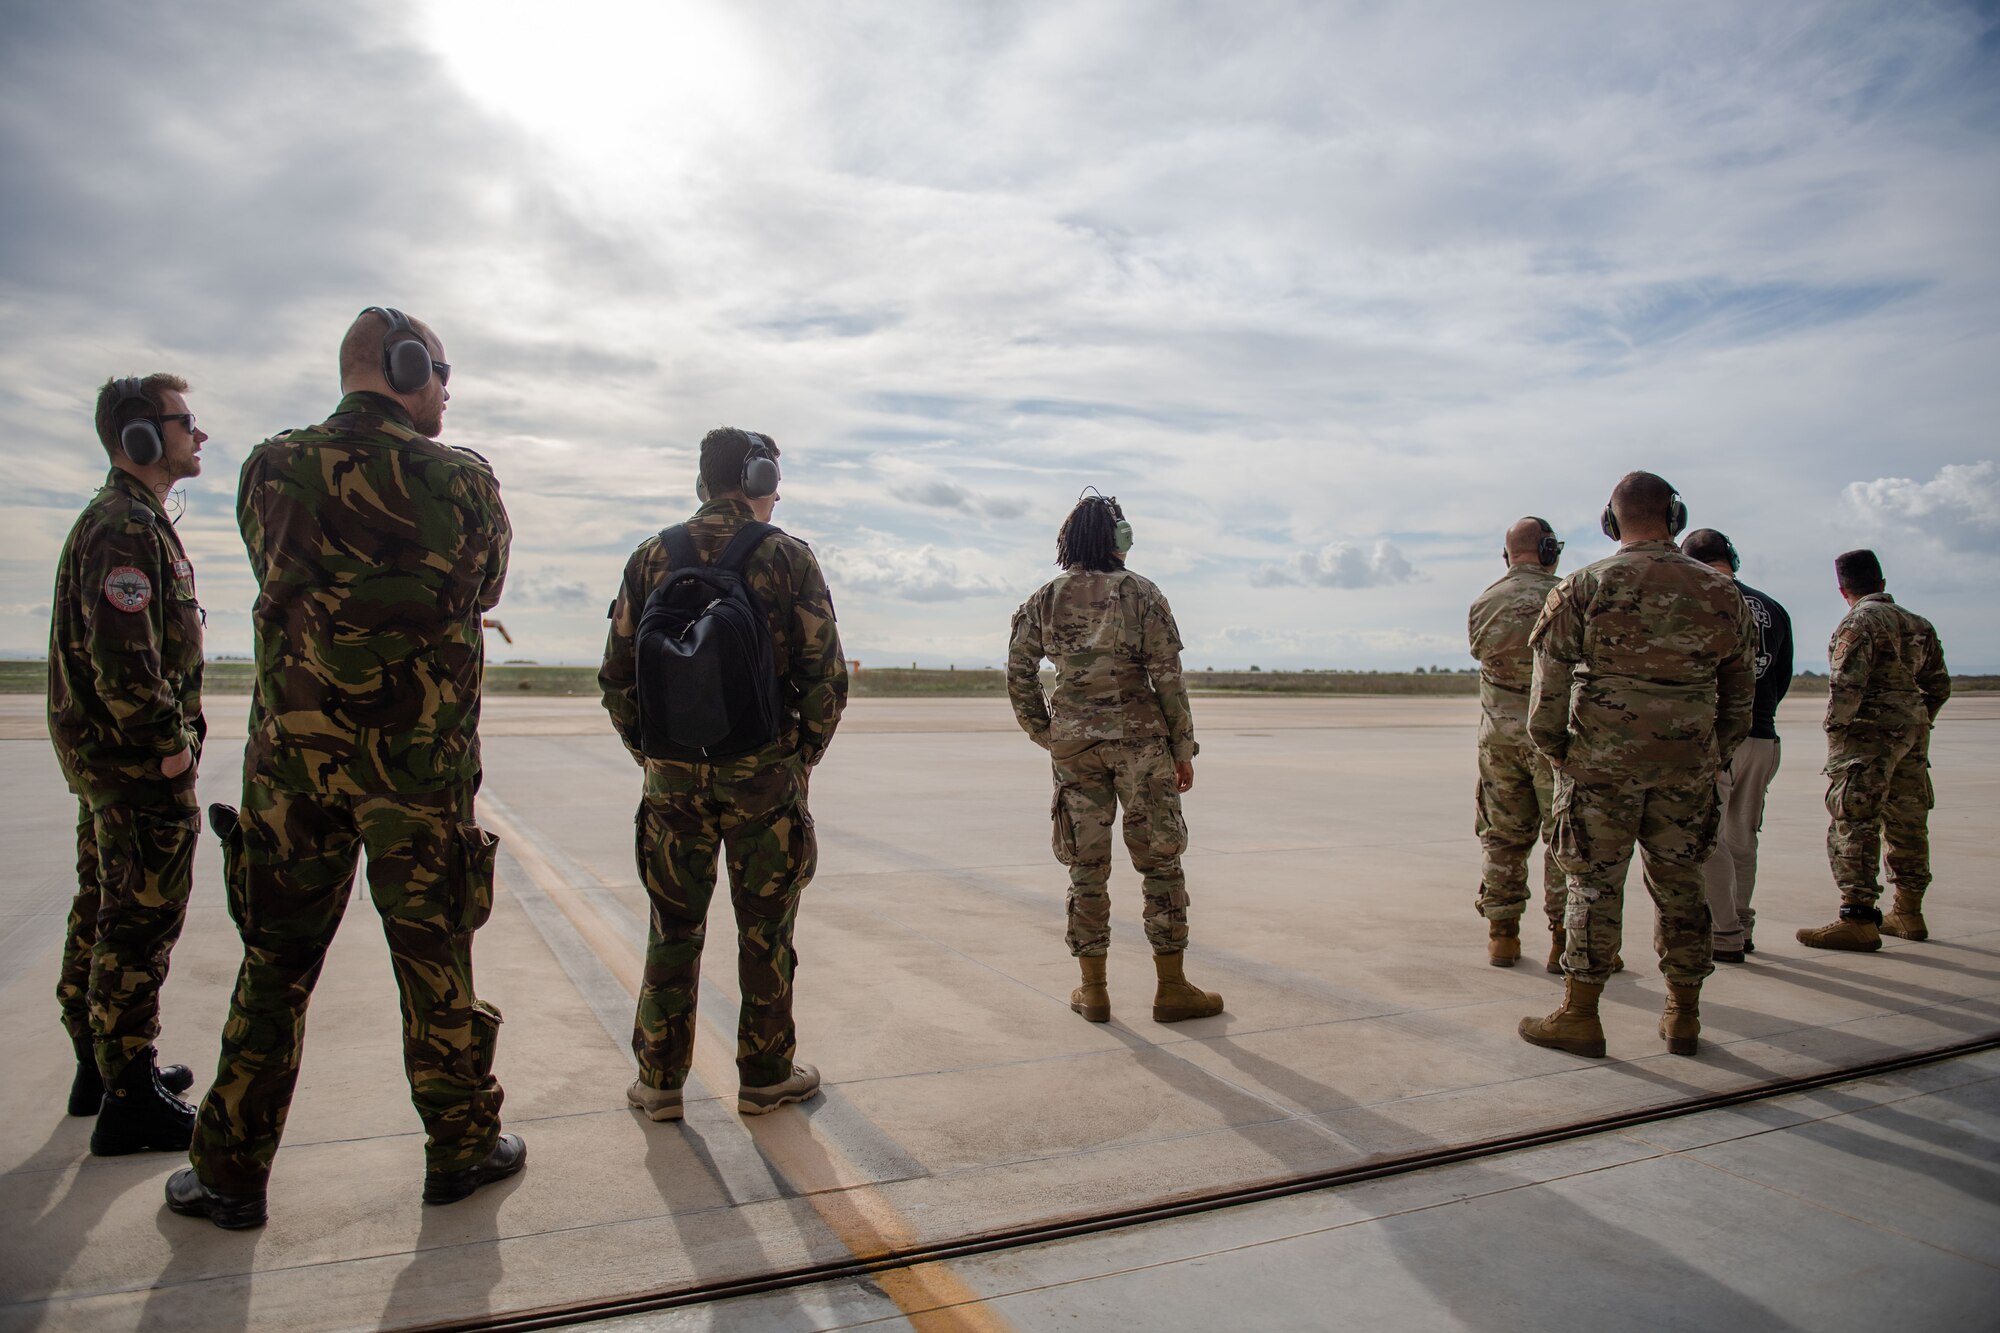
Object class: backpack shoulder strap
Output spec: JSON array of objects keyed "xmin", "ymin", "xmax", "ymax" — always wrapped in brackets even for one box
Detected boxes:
[
  {"xmin": 660, "ymin": 524, "xmax": 698, "ymax": 570},
  {"xmin": 713, "ymin": 522, "xmax": 778, "ymax": 574}
]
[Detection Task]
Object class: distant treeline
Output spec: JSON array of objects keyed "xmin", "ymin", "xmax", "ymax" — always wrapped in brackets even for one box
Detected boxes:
[{"xmin": 5, "ymin": 660, "xmax": 1998, "ymax": 698}]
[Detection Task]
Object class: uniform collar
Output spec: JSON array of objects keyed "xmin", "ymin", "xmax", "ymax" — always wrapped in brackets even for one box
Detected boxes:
[
  {"xmin": 104, "ymin": 467, "xmax": 168, "ymax": 518},
  {"xmin": 695, "ymin": 497, "xmax": 756, "ymax": 520},
  {"xmin": 1854, "ymin": 591, "xmax": 1896, "ymax": 606},
  {"xmin": 1622, "ymin": 539, "xmax": 1679, "ymax": 552},
  {"xmin": 1506, "ymin": 562, "xmax": 1555, "ymax": 579},
  {"xmin": 330, "ymin": 391, "xmax": 417, "ymax": 429}
]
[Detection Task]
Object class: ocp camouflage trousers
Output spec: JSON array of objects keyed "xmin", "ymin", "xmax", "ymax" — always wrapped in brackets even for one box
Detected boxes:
[
  {"xmin": 1824, "ymin": 727, "xmax": 1933, "ymax": 908},
  {"xmin": 190, "ymin": 781, "xmax": 503, "ymax": 1196},
  {"xmin": 56, "ymin": 791, "xmax": 198, "ymax": 1082},
  {"xmin": 1050, "ymin": 738, "xmax": 1190, "ymax": 957},
  {"xmin": 1473, "ymin": 738, "xmax": 1561, "ymax": 928},
  {"xmin": 633, "ymin": 749, "xmax": 816, "ymax": 1093},
  {"xmin": 1551, "ymin": 768, "xmax": 1719, "ymax": 986}
]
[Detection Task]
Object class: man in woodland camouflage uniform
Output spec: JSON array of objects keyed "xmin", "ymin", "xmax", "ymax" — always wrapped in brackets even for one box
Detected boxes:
[
  {"xmin": 170, "ymin": 309, "xmax": 518, "ymax": 1229},
  {"xmin": 1519, "ymin": 472, "xmax": 1755, "ymax": 1060},
  {"xmin": 1797, "ymin": 549, "xmax": 1950, "ymax": 951},
  {"xmin": 1008, "ymin": 493, "xmax": 1222, "ymax": 1026},
  {"xmin": 48, "ymin": 374, "xmax": 207, "ymax": 1152},
  {"xmin": 600, "ymin": 427, "xmax": 847, "ymax": 1122},
  {"xmin": 1468, "ymin": 516, "xmax": 1564, "ymax": 969}
]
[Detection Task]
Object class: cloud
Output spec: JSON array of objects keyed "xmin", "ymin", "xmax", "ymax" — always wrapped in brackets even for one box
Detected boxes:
[
  {"xmin": 818, "ymin": 541, "xmax": 1012, "ymax": 603},
  {"xmin": 1252, "ymin": 541, "xmax": 1420, "ymax": 589},
  {"xmin": 1842, "ymin": 462, "xmax": 2000, "ymax": 554},
  {"xmin": 886, "ymin": 475, "xmax": 1032, "ymax": 520}
]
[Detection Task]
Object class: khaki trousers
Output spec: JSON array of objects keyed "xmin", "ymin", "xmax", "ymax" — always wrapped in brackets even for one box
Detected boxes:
[{"xmin": 1701, "ymin": 737, "xmax": 1780, "ymax": 951}]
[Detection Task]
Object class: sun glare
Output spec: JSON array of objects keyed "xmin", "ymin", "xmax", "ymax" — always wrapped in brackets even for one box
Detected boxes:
[{"xmin": 417, "ymin": 0, "xmax": 767, "ymax": 185}]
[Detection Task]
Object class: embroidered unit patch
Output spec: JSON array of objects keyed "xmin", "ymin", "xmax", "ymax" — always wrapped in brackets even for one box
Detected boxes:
[{"xmin": 103, "ymin": 567, "xmax": 152, "ymax": 612}]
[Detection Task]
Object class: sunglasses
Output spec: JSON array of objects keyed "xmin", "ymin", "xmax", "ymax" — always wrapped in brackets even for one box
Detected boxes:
[
  {"xmin": 157, "ymin": 413, "xmax": 197, "ymax": 433},
  {"xmin": 431, "ymin": 361, "xmax": 452, "ymax": 387}
]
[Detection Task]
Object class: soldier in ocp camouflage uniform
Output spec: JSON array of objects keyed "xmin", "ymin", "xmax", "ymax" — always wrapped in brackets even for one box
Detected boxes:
[
  {"xmin": 1798, "ymin": 549, "xmax": 1950, "ymax": 952},
  {"xmin": 171, "ymin": 309, "xmax": 519, "ymax": 1230},
  {"xmin": 1519, "ymin": 472, "xmax": 1755, "ymax": 1060},
  {"xmin": 600, "ymin": 428, "xmax": 847, "ymax": 1123},
  {"xmin": 49, "ymin": 374, "xmax": 207, "ymax": 1153},
  {"xmin": 1468, "ymin": 517, "xmax": 1563, "ymax": 969},
  {"xmin": 1008, "ymin": 493, "xmax": 1223, "ymax": 1025}
]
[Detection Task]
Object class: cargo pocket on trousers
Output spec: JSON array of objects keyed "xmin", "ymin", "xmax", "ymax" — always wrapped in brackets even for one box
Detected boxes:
[
  {"xmin": 1549, "ymin": 774, "xmax": 1584, "ymax": 871},
  {"xmin": 1051, "ymin": 786, "xmax": 1078, "ymax": 866},
  {"xmin": 207, "ymin": 803, "xmax": 251, "ymax": 934},
  {"xmin": 1823, "ymin": 758, "xmax": 1876, "ymax": 823},
  {"xmin": 453, "ymin": 823, "xmax": 500, "ymax": 933}
]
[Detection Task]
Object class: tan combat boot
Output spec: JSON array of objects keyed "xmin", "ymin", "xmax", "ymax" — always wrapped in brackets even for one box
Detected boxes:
[
  {"xmin": 1152, "ymin": 952, "xmax": 1223, "ymax": 1022},
  {"xmin": 1071, "ymin": 955, "xmax": 1110, "ymax": 1023},
  {"xmin": 1881, "ymin": 891, "xmax": 1928, "ymax": 941},
  {"xmin": 1547, "ymin": 928, "xmax": 1565, "ymax": 975},
  {"xmin": 1488, "ymin": 919, "xmax": 1521, "ymax": 968},
  {"xmin": 1518, "ymin": 978, "xmax": 1607, "ymax": 1058},
  {"xmin": 1797, "ymin": 907, "xmax": 1882, "ymax": 952},
  {"xmin": 1661, "ymin": 982, "xmax": 1701, "ymax": 1056}
]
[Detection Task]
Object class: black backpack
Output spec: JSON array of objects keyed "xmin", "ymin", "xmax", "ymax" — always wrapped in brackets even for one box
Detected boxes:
[{"xmin": 636, "ymin": 522, "xmax": 783, "ymax": 761}]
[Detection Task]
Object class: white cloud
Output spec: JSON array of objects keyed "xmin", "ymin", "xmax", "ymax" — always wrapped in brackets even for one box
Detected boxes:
[
  {"xmin": 817, "ymin": 539, "xmax": 1014, "ymax": 604},
  {"xmin": 1252, "ymin": 541, "xmax": 1419, "ymax": 589},
  {"xmin": 3, "ymin": 1, "xmax": 1998, "ymax": 669},
  {"xmin": 1843, "ymin": 462, "xmax": 2000, "ymax": 554}
]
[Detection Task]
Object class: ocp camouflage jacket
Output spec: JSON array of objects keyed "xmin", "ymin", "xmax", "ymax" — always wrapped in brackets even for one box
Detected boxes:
[
  {"xmin": 1825, "ymin": 593, "xmax": 1949, "ymax": 734},
  {"xmin": 1528, "ymin": 540, "xmax": 1755, "ymax": 779},
  {"xmin": 1008, "ymin": 567, "xmax": 1198, "ymax": 763}
]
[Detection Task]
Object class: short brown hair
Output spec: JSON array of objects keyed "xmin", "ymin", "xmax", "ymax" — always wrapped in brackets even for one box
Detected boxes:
[
  {"xmin": 94, "ymin": 373, "xmax": 189, "ymax": 460},
  {"xmin": 699, "ymin": 427, "xmax": 781, "ymax": 498},
  {"xmin": 1610, "ymin": 471, "xmax": 1677, "ymax": 527}
]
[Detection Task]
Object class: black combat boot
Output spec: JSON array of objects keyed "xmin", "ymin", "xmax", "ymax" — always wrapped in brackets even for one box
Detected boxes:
[
  {"xmin": 70, "ymin": 1037, "xmax": 195, "ymax": 1116},
  {"xmin": 89, "ymin": 1051, "xmax": 196, "ymax": 1156},
  {"xmin": 423, "ymin": 1133, "xmax": 528, "ymax": 1205},
  {"xmin": 165, "ymin": 1167, "xmax": 267, "ymax": 1229},
  {"xmin": 67, "ymin": 1034, "xmax": 103, "ymax": 1117}
]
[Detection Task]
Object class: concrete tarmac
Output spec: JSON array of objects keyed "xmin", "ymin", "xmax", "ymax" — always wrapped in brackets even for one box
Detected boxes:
[{"xmin": 1, "ymin": 693, "xmax": 1995, "ymax": 1331}]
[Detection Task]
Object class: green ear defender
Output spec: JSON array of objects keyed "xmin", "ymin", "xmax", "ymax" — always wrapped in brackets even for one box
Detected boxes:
[{"xmin": 1113, "ymin": 514, "xmax": 1134, "ymax": 553}]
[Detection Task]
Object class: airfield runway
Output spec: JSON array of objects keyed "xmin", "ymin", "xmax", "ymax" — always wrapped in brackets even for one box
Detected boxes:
[{"xmin": 1, "ymin": 693, "xmax": 1995, "ymax": 1331}]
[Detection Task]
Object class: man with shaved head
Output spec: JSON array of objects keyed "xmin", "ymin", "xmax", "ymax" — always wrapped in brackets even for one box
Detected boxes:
[
  {"xmin": 1518, "ymin": 472, "xmax": 1755, "ymax": 1061},
  {"xmin": 1467, "ymin": 516, "xmax": 1565, "ymax": 968},
  {"xmin": 170, "ymin": 308, "xmax": 520, "ymax": 1229}
]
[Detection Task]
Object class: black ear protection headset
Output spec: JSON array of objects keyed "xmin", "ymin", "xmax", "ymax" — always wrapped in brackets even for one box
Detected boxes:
[
  {"xmin": 1719, "ymin": 533, "xmax": 1740, "ymax": 573},
  {"xmin": 360, "ymin": 307, "xmax": 438, "ymax": 394},
  {"xmin": 1600, "ymin": 485, "xmax": 1688, "ymax": 541},
  {"xmin": 697, "ymin": 431, "xmax": 782, "ymax": 502},
  {"xmin": 108, "ymin": 377, "xmax": 164, "ymax": 467},
  {"xmin": 1521, "ymin": 516, "xmax": 1563, "ymax": 567},
  {"xmin": 1078, "ymin": 487, "xmax": 1134, "ymax": 554}
]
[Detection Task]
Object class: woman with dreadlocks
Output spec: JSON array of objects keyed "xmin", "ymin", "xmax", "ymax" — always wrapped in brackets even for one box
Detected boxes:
[{"xmin": 1005, "ymin": 492, "xmax": 1224, "ymax": 1025}]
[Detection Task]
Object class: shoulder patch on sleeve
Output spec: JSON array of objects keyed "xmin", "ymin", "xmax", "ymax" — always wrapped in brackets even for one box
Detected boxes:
[{"xmin": 103, "ymin": 567, "xmax": 152, "ymax": 612}]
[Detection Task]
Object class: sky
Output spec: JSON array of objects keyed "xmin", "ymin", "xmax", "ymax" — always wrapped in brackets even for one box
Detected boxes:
[{"xmin": 4, "ymin": 0, "xmax": 1997, "ymax": 672}]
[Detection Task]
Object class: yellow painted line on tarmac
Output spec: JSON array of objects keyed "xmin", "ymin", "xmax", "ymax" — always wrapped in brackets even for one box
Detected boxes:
[{"xmin": 480, "ymin": 801, "xmax": 1015, "ymax": 1332}]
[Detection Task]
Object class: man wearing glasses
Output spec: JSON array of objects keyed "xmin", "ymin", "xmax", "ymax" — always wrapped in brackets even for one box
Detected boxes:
[
  {"xmin": 49, "ymin": 374, "xmax": 208, "ymax": 1153},
  {"xmin": 170, "ymin": 309, "xmax": 519, "ymax": 1229}
]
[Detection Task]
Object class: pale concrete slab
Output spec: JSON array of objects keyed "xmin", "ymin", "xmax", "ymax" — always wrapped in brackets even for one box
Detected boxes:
[{"xmin": 0, "ymin": 693, "xmax": 1993, "ymax": 1331}]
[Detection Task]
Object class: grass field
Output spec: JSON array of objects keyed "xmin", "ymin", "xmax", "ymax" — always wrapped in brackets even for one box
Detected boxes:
[{"xmin": 9, "ymin": 658, "xmax": 1996, "ymax": 699}]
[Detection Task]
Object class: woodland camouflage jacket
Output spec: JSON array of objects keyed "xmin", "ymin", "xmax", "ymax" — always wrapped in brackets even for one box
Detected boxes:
[
  {"xmin": 238, "ymin": 392, "xmax": 510, "ymax": 795},
  {"xmin": 47, "ymin": 468, "xmax": 205, "ymax": 806},
  {"xmin": 599, "ymin": 497, "xmax": 848, "ymax": 772}
]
